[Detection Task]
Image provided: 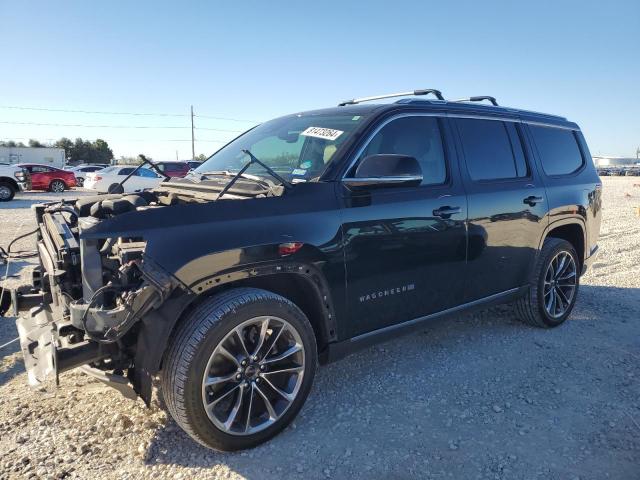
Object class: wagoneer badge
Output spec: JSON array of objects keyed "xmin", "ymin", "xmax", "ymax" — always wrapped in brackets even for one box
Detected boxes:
[{"xmin": 359, "ymin": 283, "xmax": 415, "ymax": 303}]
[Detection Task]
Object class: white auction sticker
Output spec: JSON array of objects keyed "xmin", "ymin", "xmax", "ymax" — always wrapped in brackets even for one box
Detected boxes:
[{"xmin": 300, "ymin": 126, "xmax": 344, "ymax": 141}]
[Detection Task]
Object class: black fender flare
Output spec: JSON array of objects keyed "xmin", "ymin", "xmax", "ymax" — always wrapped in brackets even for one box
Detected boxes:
[
  {"xmin": 538, "ymin": 216, "xmax": 586, "ymax": 259},
  {"xmin": 131, "ymin": 260, "xmax": 337, "ymax": 405}
]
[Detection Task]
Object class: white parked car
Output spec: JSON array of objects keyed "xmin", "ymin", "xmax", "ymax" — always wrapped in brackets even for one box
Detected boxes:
[
  {"xmin": 65, "ymin": 165, "xmax": 107, "ymax": 187},
  {"xmin": 84, "ymin": 165, "xmax": 164, "ymax": 193}
]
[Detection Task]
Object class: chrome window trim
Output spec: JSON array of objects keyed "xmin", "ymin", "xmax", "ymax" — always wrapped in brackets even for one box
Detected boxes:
[
  {"xmin": 522, "ymin": 120, "xmax": 579, "ymax": 131},
  {"xmin": 340, "ymin": 112, "xmax": 578, "ymax": 180},
  {"xmin": 341, "ymin": 112, "xmax": 445, "ymax": 181},
  {"xmin": 342, "ymin": 176, "xmax": 423, "ymax": 184}
]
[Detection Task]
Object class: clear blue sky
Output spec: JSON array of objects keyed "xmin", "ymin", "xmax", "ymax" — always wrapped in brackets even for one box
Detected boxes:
[{"xmin": 1, "ymin": 0, "xmax": 638, "ymax": 160}]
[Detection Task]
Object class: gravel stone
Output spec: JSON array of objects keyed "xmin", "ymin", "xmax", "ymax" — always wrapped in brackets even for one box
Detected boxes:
[{"xmin": 1, "ymin": 180, "xmax": 639, "ymax": 479}]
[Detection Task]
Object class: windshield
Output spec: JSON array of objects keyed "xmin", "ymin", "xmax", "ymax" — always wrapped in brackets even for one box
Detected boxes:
[{"xmin": 195, "ymin": 113, "xmax": 367, "ymax": 181}]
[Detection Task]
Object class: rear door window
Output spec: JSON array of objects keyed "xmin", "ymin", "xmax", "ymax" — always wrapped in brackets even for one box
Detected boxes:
[
  {"xmin": 529, "ymin": 125, "xmax": 584, "ymax": 176},
  {"xmin": 119, "ymin": 168, "xmax": 135, "ymax": 175},
  {"xmin": 456, "ymin": 118, "xmax": 528, "ymax": 181}
]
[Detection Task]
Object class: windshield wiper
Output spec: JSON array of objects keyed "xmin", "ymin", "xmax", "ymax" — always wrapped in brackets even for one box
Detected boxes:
[
  {"xmin": 216, "ymin": 150, "xmax": 292, "ymax": 200},
  {"xmin": 109, "ymin": 154, "xmax": 171, "ymax": 193}
]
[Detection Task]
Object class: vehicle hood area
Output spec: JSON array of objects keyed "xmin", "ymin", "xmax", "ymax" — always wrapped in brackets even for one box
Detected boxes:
[{"xmin": 76, "ymin": 177, "xmax": 283, "ymax": 221}]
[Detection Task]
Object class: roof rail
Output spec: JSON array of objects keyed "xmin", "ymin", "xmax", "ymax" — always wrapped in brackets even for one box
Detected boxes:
[
  {"xmin": 452, "ymin": 96, "xmax": 499, "ymax": 106},
  {"xmin": 338, "ymin": 89, "xmax": 444, "ymax": 106}
]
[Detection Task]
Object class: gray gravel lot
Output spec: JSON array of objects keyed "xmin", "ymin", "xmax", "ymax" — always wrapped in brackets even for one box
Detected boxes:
[{"xmin": 1, "ymin": 179, "xmax": 639, "ymax": 480}]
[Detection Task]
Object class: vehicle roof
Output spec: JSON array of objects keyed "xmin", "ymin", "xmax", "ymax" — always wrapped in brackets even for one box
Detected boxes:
[
  {"xmin": 295, "ymin": 100, "xmax": 579, "ymax": 130},
  {"xmin": 17, "ymin": 163, "xmax": 65, "ymax": 169},
  {"xmin": 107, "ymin": 164, "xmax": 153, "ymax": 168}
]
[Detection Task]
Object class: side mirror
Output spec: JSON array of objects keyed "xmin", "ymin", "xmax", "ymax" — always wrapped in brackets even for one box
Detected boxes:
[{"xmin": 343, "ymin": 154, "xmax": 423, "ymax": 188}]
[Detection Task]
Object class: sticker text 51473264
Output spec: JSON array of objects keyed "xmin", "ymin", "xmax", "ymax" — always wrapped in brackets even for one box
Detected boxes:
[{"xmin": 300, "ymin": 127, "xmax": 344, "ymax": 141}]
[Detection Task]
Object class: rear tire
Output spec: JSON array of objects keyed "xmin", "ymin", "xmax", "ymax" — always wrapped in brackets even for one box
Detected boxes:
[
  {"xmin": 76, "ymin": 177, "xmax": 84, "ymax": 187},
  {"xmin": 160, "ymin": 287, "xmax": 317, "ymax": 451},
  {"xmin": 0, "ymin": 181, "xmax": 15, "ymax": 201},
  {"xmin": 49, "ymin": 179, "xmax": 66, "ymax": 193},
  {"xmin": 516, "ymin": 238, "xmax": 580, "ymax": 328}
]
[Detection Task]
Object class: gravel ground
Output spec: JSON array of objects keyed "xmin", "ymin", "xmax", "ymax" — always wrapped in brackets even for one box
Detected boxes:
[{"xmin": 1, "ymin": 179, "xmax": 639, "ymax": 480}]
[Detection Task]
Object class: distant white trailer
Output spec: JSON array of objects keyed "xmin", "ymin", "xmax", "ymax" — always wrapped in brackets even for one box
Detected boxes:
[{"xmin": 0, "ymin": 146, "xmax": 66, "ymax": 168}]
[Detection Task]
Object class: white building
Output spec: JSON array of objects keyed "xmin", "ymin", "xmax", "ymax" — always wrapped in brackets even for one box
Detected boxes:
[{"xmin": 0, "ymin": 146, "xmax": 66, "ymax": 168}]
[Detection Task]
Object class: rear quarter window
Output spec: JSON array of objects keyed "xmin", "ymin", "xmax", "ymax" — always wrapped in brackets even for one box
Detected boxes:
[{"xmin": 529, "ymin": 125, "xmax": 584, "ymax": 176}]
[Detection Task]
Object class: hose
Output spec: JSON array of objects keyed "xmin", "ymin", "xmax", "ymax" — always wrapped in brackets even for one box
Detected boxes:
[
  {"xmin": 79, "ymin": 284, "xmax": 124, "ymax": 343},
  {"xmin": 0, "ymin": 227, "xmax": 39, "ymax": 262}
]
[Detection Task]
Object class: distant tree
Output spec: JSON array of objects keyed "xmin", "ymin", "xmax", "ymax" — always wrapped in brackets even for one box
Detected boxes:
[
  {"xmin": 92, "ymin": 139, "xmax": 114, "ymax": 164},
  {"xmin": 195, "ymin": 153, "xmax": 208, "ymax": 162},
  {"xmin": 54, "ymin": 137, "xmax": 74, "ymax": 158},
  {"xmin": 54, "ymin": 137, "xmax": 114, "ymax": 165},
  {"xmin": 28, "ymin": 139, "xmax": 46, "ymax": 148},
  {"xmin": 0, "ymin": 140, "xmax": 26, "ymax": 147}
]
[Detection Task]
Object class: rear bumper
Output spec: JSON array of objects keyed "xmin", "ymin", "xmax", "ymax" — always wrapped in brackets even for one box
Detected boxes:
[
  {"xmin": 581, "ymin": 245, "xmax": 599, "ymax": 275},
  {"xmin": 17, "ymin": 180, "xmax": 30, "ymax": 191}
]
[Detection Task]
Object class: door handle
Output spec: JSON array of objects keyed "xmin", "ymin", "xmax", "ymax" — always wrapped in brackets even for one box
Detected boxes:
[
  {"xmin": 523, "ymin": 195, "xmax": 544, "ymax": 206},
  {"xmin": 432, "ymin": 206, "xmax": 461, "ymax": 218}
]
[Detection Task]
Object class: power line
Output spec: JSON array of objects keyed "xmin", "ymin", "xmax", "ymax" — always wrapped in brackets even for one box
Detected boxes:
[
  {"xmin": 0, "ymin": 120, "xmax": 244, "ymax": 132},
  {"xmin": 195, "ymin": 114, "xmax": 259, "ymax": 123},
  {"xmin": 0, "ymin": 137, "xmax": 226, "ymax": 144},
  {"xmin": 0, "ymin": 104, "xmax": 260, "ymax": 123}
]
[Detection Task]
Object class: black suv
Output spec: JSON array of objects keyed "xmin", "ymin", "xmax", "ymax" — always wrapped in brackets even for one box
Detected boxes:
[{"xmin": 9, "ymin": 89, "xmax": 601, "ymax": 451}]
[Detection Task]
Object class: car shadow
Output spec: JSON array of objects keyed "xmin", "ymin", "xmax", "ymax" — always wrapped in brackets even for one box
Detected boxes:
[{"xmin": 142, "ymin": 284, "xmax": 640, "ymax": 478}]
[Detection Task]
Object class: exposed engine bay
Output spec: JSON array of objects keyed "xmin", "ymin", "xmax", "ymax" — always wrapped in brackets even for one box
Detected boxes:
[{"xmin": 11, "ymin": 178, "xmax": 283, "ymax": 400}]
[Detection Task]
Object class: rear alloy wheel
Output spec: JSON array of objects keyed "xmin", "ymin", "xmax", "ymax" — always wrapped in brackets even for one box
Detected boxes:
[
  {"xmin": 0, "ymin": 182, "xmax": 15, "ymax": 201},
  {"xmin": 516, "ymin": 238, "xmax": 580, "ymax": 328},
  {"xmin": 49, "ymin": 179, "xmax": 66, "ymax": 193},
  {"xmin": 161, "ymin": 288, "xmax": 317, "ymax": 451}
]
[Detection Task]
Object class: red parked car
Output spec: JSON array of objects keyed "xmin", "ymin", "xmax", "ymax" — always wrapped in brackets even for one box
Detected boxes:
[
  {"xmin": 18, "ymin": 164, "xmax": 77, "ymax": 192},
  {"xmin": 153, "ymin": 161, "xmax": 192, "ymax": 177}
]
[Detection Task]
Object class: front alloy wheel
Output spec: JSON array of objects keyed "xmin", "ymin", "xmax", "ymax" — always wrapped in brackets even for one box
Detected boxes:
[
  {"xmin": 161, "ymin": 288, "xmax": 317, "ymax": 451},
  {"xmin": 202, "ymin": 315, "xmax": 305, "ymax": 435}
]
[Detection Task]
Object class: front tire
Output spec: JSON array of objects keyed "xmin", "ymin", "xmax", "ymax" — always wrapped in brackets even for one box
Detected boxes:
[
  {"xmin": 160, "ymin": 288, "xmax": 317, "ymax": 451},
  {"xmin": 516, "ymin": 238, "xmax": 580, "ymax": 328},
  {"xmin": 0, "ymin": 181, "xmax": 15, "ymax": 201}
]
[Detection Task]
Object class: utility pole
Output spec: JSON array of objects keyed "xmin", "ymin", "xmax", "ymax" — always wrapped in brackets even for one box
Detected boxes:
[
  {"xmin": 176, "ymin": 150, "xmax": 178, "ymax": 161},
  {"xmin": 190, "ymin": 105, "xmax": 195, "ymax": 162}
]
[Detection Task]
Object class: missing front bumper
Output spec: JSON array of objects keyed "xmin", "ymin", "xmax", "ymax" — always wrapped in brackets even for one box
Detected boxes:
[
  {"xmin": 15, "ymin": 305, "xmax": 57, "ymax": 387},
  {"xmin": 15, "ymin": 304, "xmax": 116, "ymax": 390}
]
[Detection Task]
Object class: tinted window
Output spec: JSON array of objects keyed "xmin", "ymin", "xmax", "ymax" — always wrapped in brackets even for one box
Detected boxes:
[
  {"xmin": 457, "ymin": 119, "xmax": 527, "ymax": 181},
  {"xmin": 137, "ymin": 168, "xmax": 158, "ymax": 178},
  {"xmin": 357, "ymin": 116, "xmax": 447, "ymax": 185},
  {"xmin": 164, "ymin": 163, "xmax": 186, "ymax": 172},
  {"xmin": 530, "ymin": 125, "xmax": 584, "ymax": 176},
  {"xmin": 119, "ymin": 168, "xmax": 135, "ymax": 175}
]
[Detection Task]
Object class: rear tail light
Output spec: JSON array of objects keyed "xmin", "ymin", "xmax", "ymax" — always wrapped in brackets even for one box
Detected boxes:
[{"xmin": 93, "ymin": 176, "xmax": 102, "ymax": 181}]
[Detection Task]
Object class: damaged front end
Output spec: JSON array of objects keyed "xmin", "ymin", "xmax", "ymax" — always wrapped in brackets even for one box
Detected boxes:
[{"xmin": 11, "ymin": 193, "xmax": 189, "ymax": 403}]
